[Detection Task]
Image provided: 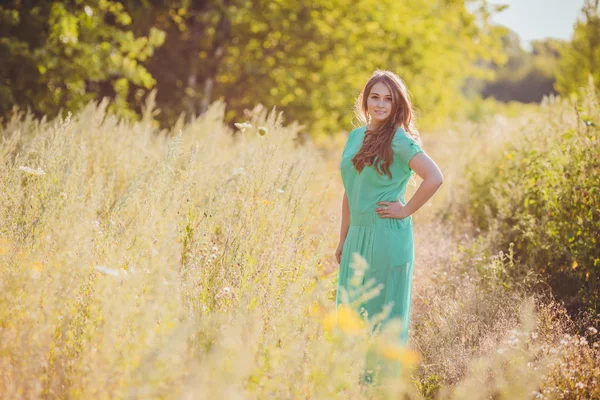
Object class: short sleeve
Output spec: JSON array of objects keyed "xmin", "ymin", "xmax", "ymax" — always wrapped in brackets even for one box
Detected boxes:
[
  {"xmin": 393, "ymin": 134, "xmax": 424, "ymax": 171},
  {"xmin": 342, "ymin": 128, "xmax": 358, "ymax": 155}
]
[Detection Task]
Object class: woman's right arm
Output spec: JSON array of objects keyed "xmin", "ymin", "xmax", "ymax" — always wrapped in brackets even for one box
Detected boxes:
[
  {"xmin": 335, "ymin": 191, "xmax": 350, "ymax": 264},
  {"xmin": 340, "ymin": 191, "xmax": 350, "ymax": 243}
]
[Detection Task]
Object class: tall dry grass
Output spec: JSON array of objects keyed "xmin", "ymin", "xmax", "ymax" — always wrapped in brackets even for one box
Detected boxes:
[{"xmin": 0, "ymin": 93, "xmax": 597, "ymax": 399}]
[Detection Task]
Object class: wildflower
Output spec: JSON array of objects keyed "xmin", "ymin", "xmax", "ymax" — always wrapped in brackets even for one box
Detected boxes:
[
  {"xmin": 350, "ymin": 253, "xmax": 368, "ymax": 286},
  {"xmin": 94, "ymin": 265, "xmax": 121, "ymax": 277},
  {"xmin": 232, "ymin": 167, "xmax": 246, "ymax": 176},
  {"xmin": 575, "ymin": 382, "xmax": 586, "ymax": 389},
  {"xmin": 531, "ymin": 331, "xmax": 538, "ymax": 339},
  {"xmin": 258, "ymin": 126, "xmax": 268, "ymax": 136},
  {"xmin": 18, "ymin": 166, "xmax": 45, "ymax": 175},
  {"xmin": 322, "ymin": 304, "xmax": 365, "ymax": 334},
  {"xmin": 234, "ymin": 122, "xmax": 252, "ymax": 133},
  {"xmin": 276, "ymin": 188, "xmax": 284, "ymax": 193},
  {"xmin": 588, "ymin": 326, "xmax": 598, "ymax": 335},
  {"xmin": 377, "ymin": 342, "xmax": 421, "ymax": 365},
  {"xmin": 309, "ymin": 301, "xmax": 325, "ymax": 317}
]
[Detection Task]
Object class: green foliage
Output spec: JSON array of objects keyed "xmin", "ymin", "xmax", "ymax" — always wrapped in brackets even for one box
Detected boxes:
[
  {"xmin": 457, "ymin": 82, "xmax": 600, "ymax": 314},
  {"xmin": 0, "ymin": 1, "xmax": 164, "ymax": 121},
  {"xmin": 2, "ymin": 0, "xmax": 505, "ymax": 134},
  {"xmin": 414, "ymin": 373, "xmax": 443, "ymax": 399},
  {"xmin": 556, "ymin": 0, "xmax": 600, "ymax": 96}
]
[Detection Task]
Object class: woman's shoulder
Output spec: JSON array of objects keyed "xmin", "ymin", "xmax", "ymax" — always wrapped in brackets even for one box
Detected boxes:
[
  {"xmin": 393, "ymin": 126, "xmax": 412, "ymax": 143},
  {"xmin": 350, "ymin": 125, "xmax": 367, "ymax": 134},
  {"xmin": 347, "ymin": 125, "xmax": 367, "ymax": 138},
  {"xmin": 393, "ymin": 126, "xmax": 422, "ymax": 145}
]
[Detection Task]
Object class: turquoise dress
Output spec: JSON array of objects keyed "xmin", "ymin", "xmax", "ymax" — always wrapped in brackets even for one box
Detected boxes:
[{"xmin": 336, "ymin": 125, "xmax": 424, "ymax": 382}]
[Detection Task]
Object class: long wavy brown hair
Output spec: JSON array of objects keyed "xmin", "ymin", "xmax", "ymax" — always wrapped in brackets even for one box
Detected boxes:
[{"xmin": 352, "ymin": 70, "xmax": 422, "ymax": 178}]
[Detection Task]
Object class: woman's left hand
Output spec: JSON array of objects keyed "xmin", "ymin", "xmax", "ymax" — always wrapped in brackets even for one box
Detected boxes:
[{"xmin": 375, "ymin": 201, "xmax": 410, "ymax": 219}]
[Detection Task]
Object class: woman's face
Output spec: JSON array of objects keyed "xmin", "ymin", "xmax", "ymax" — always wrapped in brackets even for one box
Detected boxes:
[{"xmin": 366, "ymin": 82, "xmax": 393, "ymax": 126}]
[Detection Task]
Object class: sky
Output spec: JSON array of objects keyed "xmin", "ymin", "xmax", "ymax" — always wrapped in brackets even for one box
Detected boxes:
[{"xmin": 487, "ymin": 0, "xmax": 585, "ymax": 46}]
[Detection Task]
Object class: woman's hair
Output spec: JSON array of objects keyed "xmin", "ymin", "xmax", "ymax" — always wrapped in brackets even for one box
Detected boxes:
[{"xmin": 352, "ymin": 70, "xmax": 421, "ymax": 178}]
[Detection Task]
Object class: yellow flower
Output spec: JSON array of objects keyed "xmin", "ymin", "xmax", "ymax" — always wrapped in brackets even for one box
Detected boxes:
[
  {"xmin": 322, "ymin": 304, "xmax": 365, "ymax": 334},
  {"xmin": 309, "ymin": 301, "xmax": 325, "ymax": 318},
  {"xmin": 377, "ymin": 342, "xmax": 421, "ymax": 365}
]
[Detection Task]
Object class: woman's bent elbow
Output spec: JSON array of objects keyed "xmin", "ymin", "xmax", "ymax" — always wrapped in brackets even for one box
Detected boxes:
[{"xmin": 430, "ymin": 172, "xmax": 444, "ymax": 187}]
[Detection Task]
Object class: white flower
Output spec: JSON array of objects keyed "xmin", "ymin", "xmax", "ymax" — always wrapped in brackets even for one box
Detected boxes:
[
  {"xmin": 215, "ymin": 286, "xmax": 232, "ymax": 300},
  {"xmin": 234, "ymin": 122, "xmax": 252, "ymax": 132},
  {"xmin": 232, "ymin": 167, "xmax": 246, "ymax": 176},
  {"xmin": 19, "ymin": 166, "xmax": 45, "ymax": 175},
  {"xmin": 351, "ymin": 252, "xmax": 368, "ymax": 271},
  {"xmin": 588, "ymin": 326, "xmax": 598, "ymax": 335},
  {"xmin": 531, "ymin": 331, "xmax": 538, "ymax": 339},
  {"xmin": 94, "ymin": 265, "xmax": 120, "ymax": 277},
  {"xmin": 575, "ymin": 382, "xmax": 586, "ymax": 389},
  {"xmin": 276, "ymin": 188, "xmax": 284, "ymax": 193},
  {"xmin": 350, "ymin": 269, "xmax": 364, "ymax": 287}
]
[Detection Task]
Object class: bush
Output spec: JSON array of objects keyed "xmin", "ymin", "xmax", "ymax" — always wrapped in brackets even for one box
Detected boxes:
[{"xmin": 455, "ymin": 84, "xmax": 600, "ymax": 315}]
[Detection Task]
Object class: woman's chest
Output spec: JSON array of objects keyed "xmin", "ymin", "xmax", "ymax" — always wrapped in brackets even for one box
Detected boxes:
[{"xmin": 341, "ymin": 151, "xmax": 407, "ymax": 188}]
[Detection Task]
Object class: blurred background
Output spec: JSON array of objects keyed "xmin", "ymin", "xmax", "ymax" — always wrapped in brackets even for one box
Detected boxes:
[{"xmin": 1, "ymin": 0, "xmax": 598, "ymax": 136}]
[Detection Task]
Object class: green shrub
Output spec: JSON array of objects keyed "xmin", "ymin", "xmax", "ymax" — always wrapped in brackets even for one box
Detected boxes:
[{"xmin": 456, "ymin": 86, "xmax": 600, "ymax": 315}]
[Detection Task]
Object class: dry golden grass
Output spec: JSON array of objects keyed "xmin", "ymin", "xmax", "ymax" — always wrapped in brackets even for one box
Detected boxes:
[{"xmin": 0, "ymin": 95, "xmax": 597, "ymax": 399}]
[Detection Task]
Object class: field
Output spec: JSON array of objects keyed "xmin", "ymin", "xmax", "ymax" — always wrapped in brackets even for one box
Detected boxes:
[{"xmin": 1, "ymin": 90, "xmax": 599, "ymax": 399}]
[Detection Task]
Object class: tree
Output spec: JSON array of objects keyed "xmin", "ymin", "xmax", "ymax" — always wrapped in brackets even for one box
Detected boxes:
[
  {"xmin": 555, "ymin": 0, "xmax": 600, "ymax": 96},
  {"xmin": 126, "ymin": 0, "xmax": 505, "ymax": 133},
  {"xmin": 0, "ymin": 1, "xmax": 165, "ymax": 121},
  {"xmin": 2, "ymin": 0, "xmax": 506, "ymax": 134}
]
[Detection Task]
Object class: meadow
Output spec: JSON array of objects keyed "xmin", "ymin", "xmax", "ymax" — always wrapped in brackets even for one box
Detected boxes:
[{"xmin": 0, "ymin": 87, "xmax": 598, "ymax": 399}]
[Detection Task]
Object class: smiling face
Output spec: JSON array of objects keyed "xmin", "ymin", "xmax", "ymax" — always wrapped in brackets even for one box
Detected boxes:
[{"xmin": 366, "ymin": 81, "xmax": 393, "ymax": 127}]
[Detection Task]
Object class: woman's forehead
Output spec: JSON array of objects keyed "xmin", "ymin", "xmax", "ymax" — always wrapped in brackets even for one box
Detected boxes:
[{"xmin": 370, "ymin": 82, "xmax": 391, "ymax": 96}]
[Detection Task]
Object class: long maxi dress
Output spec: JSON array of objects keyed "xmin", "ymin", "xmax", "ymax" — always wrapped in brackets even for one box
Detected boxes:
[{"xmin": 336, "ymin": 124, "xmax": 424, "ymax": 383}]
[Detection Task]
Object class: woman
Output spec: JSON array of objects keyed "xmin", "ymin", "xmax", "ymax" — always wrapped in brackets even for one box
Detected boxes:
[{"xmin": 335, "ymin": 70, "xmax": 443, "ymax": 384}]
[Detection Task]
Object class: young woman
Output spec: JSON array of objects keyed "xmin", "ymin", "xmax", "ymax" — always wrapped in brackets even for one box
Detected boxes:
[{"xmin": 335, "ymin": 70, "xmax": 444, "ymax": 383}]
